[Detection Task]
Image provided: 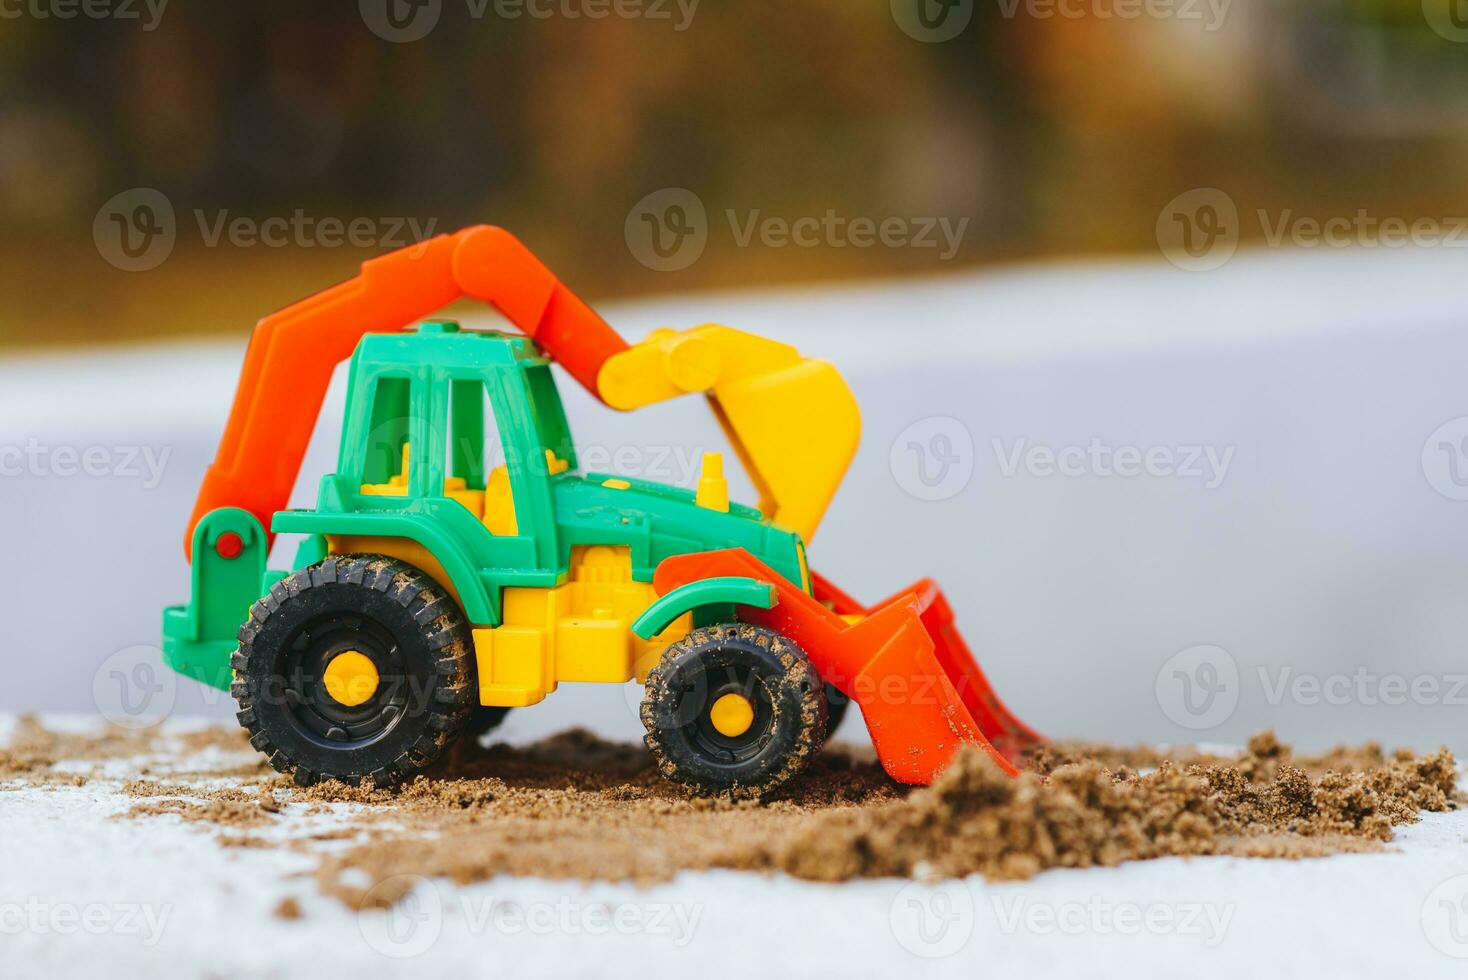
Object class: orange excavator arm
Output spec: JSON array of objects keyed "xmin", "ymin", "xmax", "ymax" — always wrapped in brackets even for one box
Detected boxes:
[
  {"xmin": 187, "ymin": 225, "xmax": 862, "ymax": 558},
  {"xmin": 185, "ymin": 226, "xmax": 628, "ymax": 558}
]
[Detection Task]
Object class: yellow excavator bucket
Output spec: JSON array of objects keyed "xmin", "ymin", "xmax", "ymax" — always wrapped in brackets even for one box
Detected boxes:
[{"xmin": 597, "ymin": 324, "xmax": 861, "ymax": 542}]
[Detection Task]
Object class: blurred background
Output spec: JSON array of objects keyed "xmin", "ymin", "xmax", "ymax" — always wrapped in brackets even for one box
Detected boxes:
[
  {"xmin": 3, "ymin": 0, "xmax": 1468, "ymax": 754},
  {"xmin": 5, "ymin": 0, "xmax": 1468, "ymax": 345}
]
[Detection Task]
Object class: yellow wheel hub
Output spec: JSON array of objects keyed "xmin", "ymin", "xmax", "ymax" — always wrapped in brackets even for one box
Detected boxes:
[
  {"xmin": 709, "ymin": 692, "xmax": 755, "ymax": 738},
  {"xmin": 322, "ymin": 651, "xmax": 380, "ymax": 707}
]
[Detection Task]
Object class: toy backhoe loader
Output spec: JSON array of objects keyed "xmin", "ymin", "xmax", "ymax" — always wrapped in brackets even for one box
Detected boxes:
[{"xmin": 162, "ymin": 226, "xmax": 1042, "ymax": 796}]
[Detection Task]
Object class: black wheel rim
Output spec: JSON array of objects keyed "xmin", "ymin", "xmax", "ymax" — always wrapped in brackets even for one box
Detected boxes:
[
  {"xmin": 680, "ymin": 664, "xmax": 776, "ymax": 766},
  {"xmin": 272, "ymin": 611, "xmax": 410, "ymax": 749}
]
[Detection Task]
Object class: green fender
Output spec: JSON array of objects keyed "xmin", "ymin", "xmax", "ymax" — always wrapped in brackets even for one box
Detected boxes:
[
  {"xmin": 631, "ymin": 576, "xmax": 776, "ymax": 640},
  {"xmin": 271, "ymin": 509, "xmax": 498, "ymax": 624}
]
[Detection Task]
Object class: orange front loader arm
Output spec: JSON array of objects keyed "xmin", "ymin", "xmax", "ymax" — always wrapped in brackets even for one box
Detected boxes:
[
  {"xmin": 184, "ymin": 226, "xmax": 628, "ymax": 558},
  {"xmin": 653, "ymin": 549, "xmax": 1044, "ymax": 784}
]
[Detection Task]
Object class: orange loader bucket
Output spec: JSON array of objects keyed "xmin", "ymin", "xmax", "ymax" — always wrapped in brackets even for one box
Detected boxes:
[{"xmin": 651, "ymin": 550, "xmax": 1045, "ymax": 784}]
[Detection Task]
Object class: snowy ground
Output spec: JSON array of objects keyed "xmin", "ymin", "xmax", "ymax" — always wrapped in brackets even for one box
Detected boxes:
[{"xmin": 3, "ymin": 714, "xmax": 1468, "ymax": 979}]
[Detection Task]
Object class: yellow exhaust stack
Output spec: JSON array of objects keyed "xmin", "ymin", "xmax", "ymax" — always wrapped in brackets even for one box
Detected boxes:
[
  {"xmin": 695, "ymin": 452, "xmax": 730, "ymax": 513},
  {"xmin": 597, "ymin": 324, "xmax": 860, "ymax": 542}
]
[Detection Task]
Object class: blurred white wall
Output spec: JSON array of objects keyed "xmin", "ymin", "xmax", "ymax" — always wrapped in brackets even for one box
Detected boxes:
[{"xmin": 3, "ymin": 245, "xmax": 1467, "ymax": 754}]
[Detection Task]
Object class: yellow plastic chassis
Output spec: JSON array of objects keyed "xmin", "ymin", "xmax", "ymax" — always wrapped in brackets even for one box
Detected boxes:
[
  {"xmin": 322, "ymin": 322, "xmax": 861, "ymax": 709},
  {"xmin": 329, "ymin": 537, "xmax": 689, "ymax": 707}
]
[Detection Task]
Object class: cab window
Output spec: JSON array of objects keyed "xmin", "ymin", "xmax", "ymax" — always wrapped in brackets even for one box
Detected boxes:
[
  {"xmin": 442, "ymin": 379, "xmax": 517, "ymax": 535},
  {"xmin": 360, "ymin": 376, "xmax": 412, "ymax": 494}
]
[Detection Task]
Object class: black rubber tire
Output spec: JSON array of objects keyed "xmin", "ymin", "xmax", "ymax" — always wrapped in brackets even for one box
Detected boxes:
[
  {"xmin": 823, "ymin": 683, "xmax": 850, "ymax": 739},
  {"xmin": 231, "ymin": 554, "xmax": 476, "ymax": 787},
  {"xmin": 640, "ymin": 623, "xmax": 827, "ymax": 798}
]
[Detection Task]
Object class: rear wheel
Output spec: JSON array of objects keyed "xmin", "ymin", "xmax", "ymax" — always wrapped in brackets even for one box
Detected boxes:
[
  {"xmin": 641, "ymin": 623, "xmax": 826, "ymax": 798},
  {"xmin": 231, "ymin": 554, "xmax": 476, "ymax": 786}
]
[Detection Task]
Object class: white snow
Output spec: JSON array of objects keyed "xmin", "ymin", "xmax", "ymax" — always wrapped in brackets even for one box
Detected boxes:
[{"xmin": 2, "ymin": 713, "xmax": 1467, "ymax": 979}]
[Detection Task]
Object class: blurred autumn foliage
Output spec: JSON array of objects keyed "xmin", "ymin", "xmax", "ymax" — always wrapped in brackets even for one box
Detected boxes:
[{"xmin": 1, "ymin": 0, "xmax": 1466, "ymax": 346}]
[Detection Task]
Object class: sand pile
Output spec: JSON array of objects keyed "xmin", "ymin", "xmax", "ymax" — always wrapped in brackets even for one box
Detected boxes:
[
  {"xmin": 0, "ymin": 717, "xmax": 1457, "ymax": 906},
  {"xmin": 308, "ymin": 730, "xmax": 1458, "ymax": 904},
  {"xmin": 773, "ymin": 732, "xmax": 1459, "ymax": 882}
]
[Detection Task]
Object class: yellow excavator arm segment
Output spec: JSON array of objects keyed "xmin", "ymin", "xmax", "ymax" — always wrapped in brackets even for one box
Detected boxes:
[{"xmin": 596, "ymin": 324, "xmax": 861, "ymax": 542}]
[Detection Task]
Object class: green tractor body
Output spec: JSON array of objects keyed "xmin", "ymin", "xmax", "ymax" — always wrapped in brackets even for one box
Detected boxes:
[{"xmin": 163, "ymin": 322, "xmax": 806, "ymax": 693}]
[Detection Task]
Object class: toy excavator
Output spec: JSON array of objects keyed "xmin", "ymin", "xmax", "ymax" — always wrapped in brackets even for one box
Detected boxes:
[{"xmin": 162, "ymin": 226, "xmax": 1042, "ymax": 796}]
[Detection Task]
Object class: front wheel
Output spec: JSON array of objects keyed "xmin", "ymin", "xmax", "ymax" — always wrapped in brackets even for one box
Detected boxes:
[
  {"xmin": 231, "ymin": 554, "xmax": 476, "ymax": 786},
  {"xmin": 823, "ymin": 683, "xmax": 850, "ymax": 738},
  {"xmin": 640, "ymin": 623, "xmax": 827, "ymax": 798}
]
